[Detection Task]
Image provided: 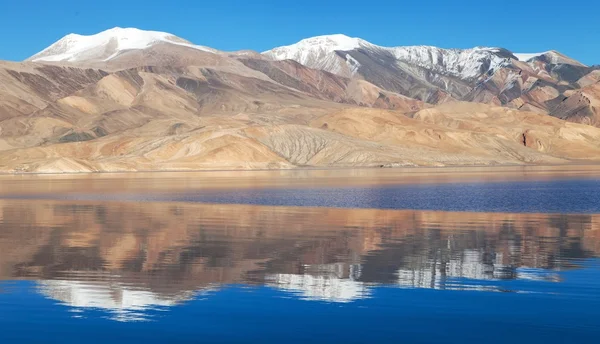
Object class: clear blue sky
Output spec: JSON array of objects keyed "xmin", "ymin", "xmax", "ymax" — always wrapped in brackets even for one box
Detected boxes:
[{"xmin": 1, "ymin": 0, "xmax": 598, "ymax": 65}]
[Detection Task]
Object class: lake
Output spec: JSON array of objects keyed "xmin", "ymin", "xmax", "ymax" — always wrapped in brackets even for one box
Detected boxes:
[{"xmin": 0, "ymin": 167, "xmax": 599, "ymax": 343}]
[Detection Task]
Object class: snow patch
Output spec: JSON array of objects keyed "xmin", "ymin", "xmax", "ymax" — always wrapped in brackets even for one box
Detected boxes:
[
  {"xmin": 344, "ymin": 54, "xmax": 361, "ymax": 76},
  {"xmin": 514, "ymin": 52, "xmax": 548, "ymax": 62}
]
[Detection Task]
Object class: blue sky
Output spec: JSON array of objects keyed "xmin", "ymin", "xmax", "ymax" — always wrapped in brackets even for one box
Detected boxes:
[{"xmin": 1, "ymin": 0, "xmax": 598, "ymax": 65}]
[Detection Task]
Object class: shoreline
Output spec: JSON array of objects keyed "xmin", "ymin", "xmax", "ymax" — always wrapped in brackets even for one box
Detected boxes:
[
  {"xmin": 1, "ymin": 161, "xmax": 599, "ymax": 177},
  {"xmin": 0, "ymin": 163, "xmax": 599, "ymax": 195}
]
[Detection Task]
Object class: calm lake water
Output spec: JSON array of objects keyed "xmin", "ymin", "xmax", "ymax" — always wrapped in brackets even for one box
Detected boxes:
[{"xmin": 0, "ymin": 169, "xmax": 599, "ymax": 343}]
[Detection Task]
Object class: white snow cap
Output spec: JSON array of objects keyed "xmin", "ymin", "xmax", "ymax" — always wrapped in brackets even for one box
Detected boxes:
[
  {"xmin": 264, "ymin": 34, "xmax": 511, "ymax": 80},
  {"xmin": 262, "ymin": 34, "xmax": 374, "ymax": 76},
  {"xmin": 265, "ymin": 34, "xmax": 367, "ymax": 56},
  {"xmin": 514, "ymin": 51, "xmax": 586, "ymax": 67},
  {"xmin": 262, "ymin": 34, "xmax": 371, "ymax": 66},
  {"xmin": 28, "ymin": 27, "xmax": 216, "ymax": 62},
  {"xmin": 513, "ymin": 52, "xmax": 549, "ymax": 62}
]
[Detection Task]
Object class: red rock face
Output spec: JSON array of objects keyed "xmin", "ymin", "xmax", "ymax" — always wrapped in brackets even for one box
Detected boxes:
[
  {"xmin": 237, "ymin": 58, "xmax": 425, "ymax": 112},
  {"xmin": 550, "ymin": 82, "xmax": 600, "ymax": 126},
  {"xmin": 0, "ymin": 62, "xmax": 108, "ymax": 120}
]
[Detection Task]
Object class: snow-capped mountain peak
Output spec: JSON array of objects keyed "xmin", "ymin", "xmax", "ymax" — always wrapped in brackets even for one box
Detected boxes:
[
  {"xmin": 262, "ymin": 34, "xmax": 374, "ymax": 76},
  {"xmin": 514, "ymin": 51, "xmax": 587, "ymax": 67},
  {"xmin": 263, "ymin": 35, "xmax": 514, "ymax": 81},
  {"xmin": 28, "ymin": 27, "xmax": 216, "ymax": 63},
  {"xmin": 292, "ymin": 34, "xmax": 367, "ymax": 51},
  {"xmin": 264, "ymin": 34, "xmax": 368, "ymax": 56},
  {"xmin": 387, "ymin": 45, "xmax": 512, "ymax": 80}
]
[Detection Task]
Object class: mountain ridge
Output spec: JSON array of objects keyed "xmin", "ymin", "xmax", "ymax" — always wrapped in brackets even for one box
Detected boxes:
[
  {"xmin": 27, "ymin": 29, "xmax": 590, "ymax": 68},
  {"xmin": 0, "ymin": 27, "xmax": 599, "ymax": 173}
]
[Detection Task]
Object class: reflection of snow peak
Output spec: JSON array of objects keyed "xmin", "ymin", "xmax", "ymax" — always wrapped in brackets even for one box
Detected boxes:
[
  {"xmin": 266, "ymin": 263, "xmax": 369, "ymax": 303},
  {"xmin": 396, "ymin": 250, "xmax": 560, "ymax": 290},
  {"xmin": 267, "ymin": 273, "xmax": 370, "ymax": 303},
  {"xmin": 397, "ymin": 249, "xmax": 497, "ymax": 289},
  {"xmin": 37, "ymin": 280, "xmax": 204, "ymax": 322}
]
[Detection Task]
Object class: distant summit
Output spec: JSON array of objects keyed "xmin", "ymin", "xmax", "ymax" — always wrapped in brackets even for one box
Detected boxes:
[{"xmin": 27, "ymin": 27, "xmax": 216, "ymax": 63}]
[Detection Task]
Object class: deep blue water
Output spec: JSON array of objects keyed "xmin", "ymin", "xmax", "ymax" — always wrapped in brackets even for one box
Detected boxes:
[
  {"xmin": 2, "ymin": 277, "xmax": 600, "ymax": 344},
  {"xmin": 175, "ymin": 179, "xmax": 600, "ymax": 213},
  {"xmin": 2, "ymin": 262, "xmax": 600, "ymax": 344},
  {"xmin": 0, "ymin": 178, "xmax": 599, "ymax": 343},
  {"xmin": 10, "ymin": 179, "xmax": 600, "ymax": 213}
]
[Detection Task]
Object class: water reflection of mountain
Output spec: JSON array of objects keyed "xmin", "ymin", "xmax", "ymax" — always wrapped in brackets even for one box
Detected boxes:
[
  {"xmin": 37, "ymin": 278, "xmax": 206, "ymax": 322},
  {"xmin": 0, "ymin": 199, "xmax": 598, "ymax": 318}
]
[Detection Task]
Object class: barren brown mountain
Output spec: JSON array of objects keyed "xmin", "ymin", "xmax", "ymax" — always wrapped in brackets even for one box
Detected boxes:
[{"xmin": 1, "ymin": 28, "xmax": 599, "ymax": 173}]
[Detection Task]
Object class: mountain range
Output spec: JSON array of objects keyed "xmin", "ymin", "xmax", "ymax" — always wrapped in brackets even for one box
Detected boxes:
[{"xmin": 1, "ymin": 27, "xmax": 599, "ymax": 173}]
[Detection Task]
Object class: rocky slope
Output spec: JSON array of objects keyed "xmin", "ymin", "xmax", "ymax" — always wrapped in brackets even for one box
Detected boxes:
[
  {"xmin": 265, "ymin": 35, "xmax": 600, "ymax": 122},
  {"xmin": 0, "ymin": 28, "xmax": 599, "ymax": 173}
]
